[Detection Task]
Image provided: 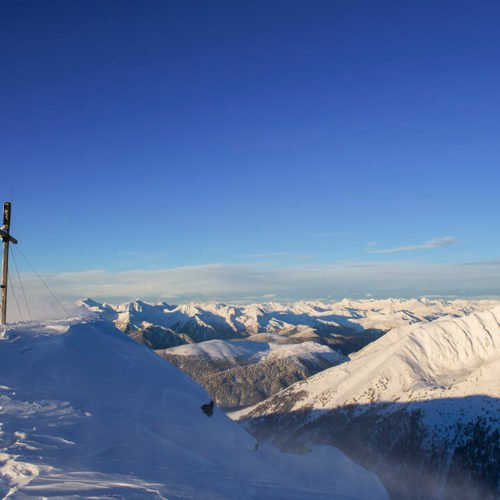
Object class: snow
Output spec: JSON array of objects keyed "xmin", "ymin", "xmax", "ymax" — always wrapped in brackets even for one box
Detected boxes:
[
  {"xmin": 167, "ymin": 339, "xmax": 270, "ymax": 360},
  {"xmin": 78, "ymin": 297, "xmax": 500, "ymax": 340},
  {"xmin": 263, "ymin": 342, "xmax": 346, "ymax": 363},
  {"xmin": 167, "ymin": 338, "xmax": 346, "ymax": 364},
  {"xmin": 0, "ymin": 318, "xmax": 387, "ymax": 499},
  {"xmin": 234, "ymin": 306, "xmax": 500, "ymax": 419}
]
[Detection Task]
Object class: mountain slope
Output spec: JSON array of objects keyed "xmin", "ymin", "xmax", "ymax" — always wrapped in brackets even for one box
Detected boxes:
[
  {"xmin": 159, "ymin": 340, "xmax": 347, "ymax": 410},
  {"xmin": 0, "ymin": 319, "xmax": 387, "ymax": 499},
  {"xmin": 234, "ymin": 308, "xmax": 500, "ymax": 500}
]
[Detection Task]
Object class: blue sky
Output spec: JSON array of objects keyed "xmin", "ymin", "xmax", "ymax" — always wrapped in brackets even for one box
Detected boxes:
[{"xmin": 1, "ymin": 1, "xmax": 500, "ymax": 303}]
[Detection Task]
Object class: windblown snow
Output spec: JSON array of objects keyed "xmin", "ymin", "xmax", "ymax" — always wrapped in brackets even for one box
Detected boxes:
[
  {"xmin": 0, "ymin": 318, "xmax": 387, "ymax": 499},
  {"xmin": 234, "ymin": 307, "xmax": 500, "ymax": 500}
]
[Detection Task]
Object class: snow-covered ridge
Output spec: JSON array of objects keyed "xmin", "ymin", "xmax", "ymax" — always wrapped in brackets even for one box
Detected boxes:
[
  {"xmin": 234, "ymin": 307, "xmax": 500, "ymax": 499},
  {"xmin": 0, "ymin": 318, "xmax": 387, "ymax": 499},
  {"xmin": 167, "ymin": 339, "xmax": 345, "ymax": 364},
  {"xmin": 236, "ymin": 306, "xmax": 500, "ymax": 417},
  {"xmin": 167, "ymin": 339, "xmax": 270, "ymax": 361}
]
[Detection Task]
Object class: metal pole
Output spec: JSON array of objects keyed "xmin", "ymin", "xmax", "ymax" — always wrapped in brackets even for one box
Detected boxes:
[{"xmin": 1, "ymin": 202, "xmax": 11, "ymax": 324}]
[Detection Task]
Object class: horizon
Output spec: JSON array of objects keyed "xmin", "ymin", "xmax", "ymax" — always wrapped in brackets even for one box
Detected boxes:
[
  {"xmin": 2, "ymin": 1, "xmax": 500, "ymax": 311},
  {"xmin": 8, "ymin": 291, "xmax": 500, "ymax": 326},
  {"xmin": 78, "ymin": 294, "xmax": 500, "ymax": 307}
]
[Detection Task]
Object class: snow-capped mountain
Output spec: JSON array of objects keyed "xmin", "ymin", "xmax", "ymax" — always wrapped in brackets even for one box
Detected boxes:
[
  {"xmin": 78, "ymin": 297, "xmax": 500, "ymax": 354},
  {"xmin": 159, "ymin": 340, "xmax": 347, "ymax": 410},
  {"xmin": 234, "ymin": 307, "xmax": 500, "ymax": 500},
  {"xmin": 0, "ymin": 318, "xmax": 387, "ymax": 499}
]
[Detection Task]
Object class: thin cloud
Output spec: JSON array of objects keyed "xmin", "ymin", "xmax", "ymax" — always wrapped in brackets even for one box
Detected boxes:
[
  {"xmin": 10, "ymin": 259, "xmax": 500, "ymax": 317},
  {"xmin": 370, "ymin": 237, "xmax": 457, "ymax": 254}
]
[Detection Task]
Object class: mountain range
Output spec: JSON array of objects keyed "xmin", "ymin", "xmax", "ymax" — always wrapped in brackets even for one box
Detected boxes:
[
  {"xmin": 78, "ymin": 297, "xmax": 500, "ymax": 354},
  {"xmin": 79, "ymin": 297, "xmax": 500, "ymax": 417}
]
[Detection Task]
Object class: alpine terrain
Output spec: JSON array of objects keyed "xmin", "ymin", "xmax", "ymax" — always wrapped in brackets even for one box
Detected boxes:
[
  {"xmin": 79, "ymin": 297, "xmax": 500, "ymax": 354},
  {"xmin": 79, "ymin": 297, "xmax": 500, "ymax": 413},
  {"xmin": 234, "ymin": 307, "xmax": 500, "ymax": 500},
  {"xmin": 158, "ymin": 340, "xmax": 347, "ymax": 410},
  {"xmin": 0, "ymin": 318, "xmax": 388, "ymax": 499}
]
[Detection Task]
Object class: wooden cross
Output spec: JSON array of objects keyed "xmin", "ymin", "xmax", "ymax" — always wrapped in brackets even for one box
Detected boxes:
[{"xmin": 1, "ymin": 202, "xmax": 18, "ymax": 324}]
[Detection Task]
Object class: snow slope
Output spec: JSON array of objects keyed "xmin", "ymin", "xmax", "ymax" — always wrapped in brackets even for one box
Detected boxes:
[
  {"xmin": 0, "ymin": 319, "xmax": 387, "ymax": 499},
  {"xmin": 235, "ymin": 307, "xmax": 500, "ymax": 416},
  {"xmin": 234, "ymin": 308, "xmax": 500, "ymax": 499}
]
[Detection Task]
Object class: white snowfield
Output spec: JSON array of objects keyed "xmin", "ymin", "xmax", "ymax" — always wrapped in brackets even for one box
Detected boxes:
[
  {"xmin": 0, "ymin": 319, "xmax": 387, "ymax": 499},
  {"xmin": 234, "ymin": 306, "xmax": 500, "ymax": 419},
  {"xmin": 79, "ymin": 296, "xmax": 500, "ymax": 339},
  {"xmin": 167, "ymin": 339, "xmax": 346, "ymax": 364}
]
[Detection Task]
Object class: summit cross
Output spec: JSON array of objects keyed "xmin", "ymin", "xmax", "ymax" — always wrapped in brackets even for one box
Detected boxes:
[{"xmin": 1, "ymin": 202, "xmax": 18, "ymax": 325}]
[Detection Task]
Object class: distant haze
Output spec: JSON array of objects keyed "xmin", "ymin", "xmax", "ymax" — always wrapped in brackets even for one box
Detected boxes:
[{"xmin": 4, "ymin": 260, "xmax": 499, "ymax": 322}]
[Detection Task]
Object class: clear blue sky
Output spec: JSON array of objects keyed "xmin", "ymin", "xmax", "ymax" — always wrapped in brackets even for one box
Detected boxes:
[{"xmin": 1, "ymin": 1, "xmax": 500, "ymax": 302}]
